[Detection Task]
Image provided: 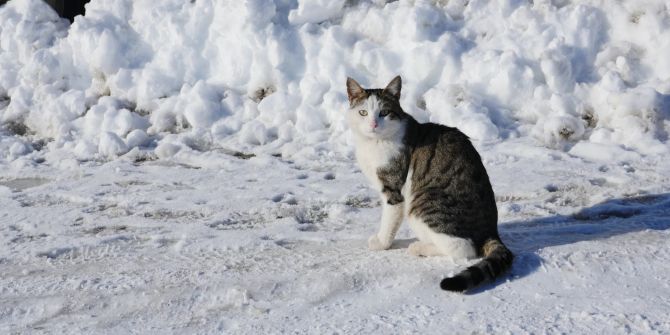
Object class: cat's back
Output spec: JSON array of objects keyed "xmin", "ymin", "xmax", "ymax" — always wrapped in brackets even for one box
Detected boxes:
[
  {"xmin": 407, "ymin": 121, "xmax": 495, "ymax": 208},
  {"xmin": 408, "ymin": 121, "xmax": 483, "ymax": 167}
]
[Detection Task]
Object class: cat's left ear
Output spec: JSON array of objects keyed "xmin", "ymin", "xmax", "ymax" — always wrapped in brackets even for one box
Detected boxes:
[
  {"xmin": 347, "ymin": 77, "xmax": 366, "ymax": 105},
  {"xmin": 383, "ymin": 76, "xmax": 402, "ymax": 99}
]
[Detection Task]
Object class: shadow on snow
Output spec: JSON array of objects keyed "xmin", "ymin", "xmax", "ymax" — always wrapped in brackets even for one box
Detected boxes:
[{"xmin": 472, "ymin": 193, "xmax": 670, "ymax": 294}]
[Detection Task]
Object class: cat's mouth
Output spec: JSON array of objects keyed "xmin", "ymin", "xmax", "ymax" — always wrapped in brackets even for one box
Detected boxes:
[{"xmin": 364, "ymin": 128, "xmax": 380, "ymax": 136}]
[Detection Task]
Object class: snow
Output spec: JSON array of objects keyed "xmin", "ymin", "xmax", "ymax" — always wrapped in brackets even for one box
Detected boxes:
[
  {"xmin": 1, "ymin": 0, "xmax": 670, "ymax": 333},
  {"xmin": 2, "ymin": 0, "xmax": 669, "ymax": 161}
]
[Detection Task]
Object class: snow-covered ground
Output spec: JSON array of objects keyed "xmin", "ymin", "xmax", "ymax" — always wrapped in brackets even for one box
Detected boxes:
[
  {"xmin": 1, "ymin": 0, "xmax": 670, "ymax": 333},
  {"xmin": 1, "ymin": 145, "xmax": 669, "ymax": 333}
]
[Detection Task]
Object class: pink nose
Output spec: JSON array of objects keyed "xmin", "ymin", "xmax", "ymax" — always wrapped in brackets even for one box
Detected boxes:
[{"xmin": 371, "ymin": 121, "xmax": 378, "ymax": 129}]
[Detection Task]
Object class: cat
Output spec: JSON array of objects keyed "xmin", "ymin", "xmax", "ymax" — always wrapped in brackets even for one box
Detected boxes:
[{"xmin": 346, "ymin": 76, "xmax": 513, "ymax": 292}]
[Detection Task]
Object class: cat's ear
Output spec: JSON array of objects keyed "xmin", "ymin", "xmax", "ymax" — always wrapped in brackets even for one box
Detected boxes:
[
  {"xmin": 383, "ymin": 76, "xmax": 402, "ymax": 99},
  {"xmin": 346, "ymin": 77, "xmax": 366, "ymax": 104}
]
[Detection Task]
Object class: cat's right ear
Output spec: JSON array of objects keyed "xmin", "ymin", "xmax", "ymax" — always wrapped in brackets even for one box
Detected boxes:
[
  {"xmin": 346, "ymin": 77, "xmax": 366, "ymax": 105},
  {"xmin": 383, "ymin": 75, "xmax": 401, "ymax": 99}
]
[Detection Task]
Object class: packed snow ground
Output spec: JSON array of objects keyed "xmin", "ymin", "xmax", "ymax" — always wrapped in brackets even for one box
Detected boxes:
[
  {"xmin": 1, "ymin": 145, "xmax": 670, "ymax": 333},
  {"xmin": 1, "ymin": 0, "xmax": 670, "ymax": 333}
]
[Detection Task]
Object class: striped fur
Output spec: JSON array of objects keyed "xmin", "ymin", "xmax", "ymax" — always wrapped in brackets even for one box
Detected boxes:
[
  {"xmin": 440, "ymin": 239, "xmax": 514, "ymax": 292},
  {"xmin": 346, "ymin": 76, "xmax": 514, "ymax": 292}
]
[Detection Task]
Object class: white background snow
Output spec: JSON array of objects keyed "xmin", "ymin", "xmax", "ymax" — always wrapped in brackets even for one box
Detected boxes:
[{"xmin": 1, "ymin": 0, "xmax": 669, "ymax": 333}]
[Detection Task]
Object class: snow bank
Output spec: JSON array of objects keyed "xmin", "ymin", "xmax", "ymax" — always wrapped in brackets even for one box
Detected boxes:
[{"xmin": 1, "ymin": 0, "xmax": 669, "ymax": 164}]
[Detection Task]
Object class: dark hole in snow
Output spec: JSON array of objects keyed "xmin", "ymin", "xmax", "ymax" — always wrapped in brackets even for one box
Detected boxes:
[
  {"xmin": 5, "ymin": 121, "xmax": 30, "ymax": 136},
  {"xmin": 44, "ymin": 0, "xmax": 89, "ymax": 23},
  {"xmin": 233, "ymin": 151, "xmax": 256, "ymax": 159},
  {"xmin": 0, "ymin": 95, "xmax": 9, "ymax": 109},
  {"xmin": 31, "ymin": 139, "xmax": 49, "ymax": 151},
  {"xmin": 558, "ymin": 127, "xmax": 574, "ymax": 139},
  {"xmin": 544, "ymin": 184, "xmax": 559, "ymax": 193},
  {"xmin": 251, "ymin": 86, "xmax": 276, "ymax": 103},
  {"xmin": 581, "ymin": 108, "xmax": 598, "ymax": 128},
  {"xmin": 630, "ymin": 11, "xmax": 643, "ymax": 24},
  {"xmin": 416, "ymin": 97, "xmax": 427, "ymax": 110},
  {"xmin": 215, "ymin": 148, "xmax": 255, "ymax": 159},
  {"xmin": 131, "ymin": 152, "xmax": 159, "ymax": 164}
]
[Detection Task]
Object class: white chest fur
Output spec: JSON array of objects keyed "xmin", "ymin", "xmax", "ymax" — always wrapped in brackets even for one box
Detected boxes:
[{"xmin": 354, "ymin": 136, "xmax": 403, "ymax": 192}]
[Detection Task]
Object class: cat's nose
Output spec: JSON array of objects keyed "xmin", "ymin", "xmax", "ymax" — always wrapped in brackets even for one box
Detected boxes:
[{"xmin": 371, "ymin": 121, "xmax": 378, "ymax": 129}]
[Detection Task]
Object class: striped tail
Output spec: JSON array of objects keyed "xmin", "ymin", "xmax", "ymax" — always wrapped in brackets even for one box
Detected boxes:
[{"xmin": 440, "ymin": 238, "xmax": 514, "ymax": 292}]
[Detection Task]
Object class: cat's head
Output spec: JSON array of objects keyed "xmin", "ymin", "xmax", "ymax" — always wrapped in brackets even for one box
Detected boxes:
[{"xmin": 346, "ymin": 76, "xmax": 408, "ymax": 140}]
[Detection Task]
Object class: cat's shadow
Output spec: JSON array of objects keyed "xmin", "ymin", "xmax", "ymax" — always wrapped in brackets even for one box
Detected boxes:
[
  {"xmin": 396, "ymin": 193, "xmax": 670, "ymax": 294},
  {"xmin": 389, "ymin": 238, "xmax": 417, "ymax": 250}
]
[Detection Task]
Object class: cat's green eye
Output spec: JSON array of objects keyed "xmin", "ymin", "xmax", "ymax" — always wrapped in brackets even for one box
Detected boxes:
[
  {"xmin": 358, "ymin": 110, "xmax": 368, "ymax": 116},
  {"xmin": 379, "ymin": 110, "xmax": 390, "ymax": 117}
]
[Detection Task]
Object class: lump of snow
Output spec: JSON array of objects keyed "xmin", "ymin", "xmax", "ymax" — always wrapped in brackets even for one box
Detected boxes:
[
  {"xmin": 289, "ymin": 0, "xmax": 345, "ymax": 24},
  {"xmin": 98, "ymin": 131, "xmax": 128, "ymax": 158},
  {"xmin": 125, "ymin": 129, "xmax": 150, "ymax": 148}
]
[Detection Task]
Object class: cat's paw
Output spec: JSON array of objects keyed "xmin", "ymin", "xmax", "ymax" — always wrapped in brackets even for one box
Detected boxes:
[
  {"xmin": 368, "ymin": 235, "xmax": 391, "ymax": 251},
  {"xmin": 408, "ymin": 241, "xmax": 428, "ymax": 257}
]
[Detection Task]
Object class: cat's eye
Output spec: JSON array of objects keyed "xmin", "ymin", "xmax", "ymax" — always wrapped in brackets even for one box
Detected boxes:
[
  {"xmin": 379, "ymin": 110, "xmax": 390, "ymax": 117},
  {"xmin": 358, "ymin": 110, "xmax": 368, "ymax": 116}
]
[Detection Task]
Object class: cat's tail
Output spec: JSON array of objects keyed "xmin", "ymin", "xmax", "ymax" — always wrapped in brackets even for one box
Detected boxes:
[{"xmin": 440, "ymin": 238, "xmax": 513, "ymax": 292}]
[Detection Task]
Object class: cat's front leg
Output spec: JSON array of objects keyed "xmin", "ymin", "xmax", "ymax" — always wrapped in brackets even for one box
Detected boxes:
[
  {"xmin": 381, "ymin": 185, "xmax": 404, "ymax": 205},
  {"xmin": 368, "ymin": 197, "xmax": 404, "ymax": 251}
]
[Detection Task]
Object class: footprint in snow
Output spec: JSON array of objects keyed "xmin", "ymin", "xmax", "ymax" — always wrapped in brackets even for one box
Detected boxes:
[{"xmin": 272, "ymin": 193, "xmax": 298, "ymax": 205}]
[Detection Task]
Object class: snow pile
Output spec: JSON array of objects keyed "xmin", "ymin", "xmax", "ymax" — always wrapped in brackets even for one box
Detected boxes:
[{"xmin": 0, "ymin": 0, "xmax": 669, "ymax": 165}]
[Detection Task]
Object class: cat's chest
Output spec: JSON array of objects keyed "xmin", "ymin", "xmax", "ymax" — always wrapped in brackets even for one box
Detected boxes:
[{"xmin": 355, "ymin": 139, "xmax": 403, "ymax": 191}]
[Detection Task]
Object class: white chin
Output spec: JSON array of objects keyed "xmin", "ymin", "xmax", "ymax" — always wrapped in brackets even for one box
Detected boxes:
[{"xmin": 363, "ymin": 130, "xmax": 379, "ymax": 138}]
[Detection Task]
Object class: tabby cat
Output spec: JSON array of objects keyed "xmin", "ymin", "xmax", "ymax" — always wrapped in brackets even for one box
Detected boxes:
[{"xmin": 346, "ymin": 76, "xmax": 513, "ymax": 292}]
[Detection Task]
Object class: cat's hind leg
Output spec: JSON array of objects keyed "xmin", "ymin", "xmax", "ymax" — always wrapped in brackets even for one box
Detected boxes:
[
  {"xmin": 430, "ymin": 232, "xmax": 477, "ymax": 260},
  {"xmin": 408, "ymin": 216, "xmax": 477, "ymax": 260},
  {"xmin": 407, "ymin": 241, "xmax": 442, "ymax": 257},
  {"xmin": 407, "ymin": 216, "xmax": 444, "ymax": 256}
]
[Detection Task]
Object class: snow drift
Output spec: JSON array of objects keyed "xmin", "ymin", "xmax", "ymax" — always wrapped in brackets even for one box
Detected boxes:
[{"xmin": 0, "ymin": 0, "xmax": 669, "ymax": 165}]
